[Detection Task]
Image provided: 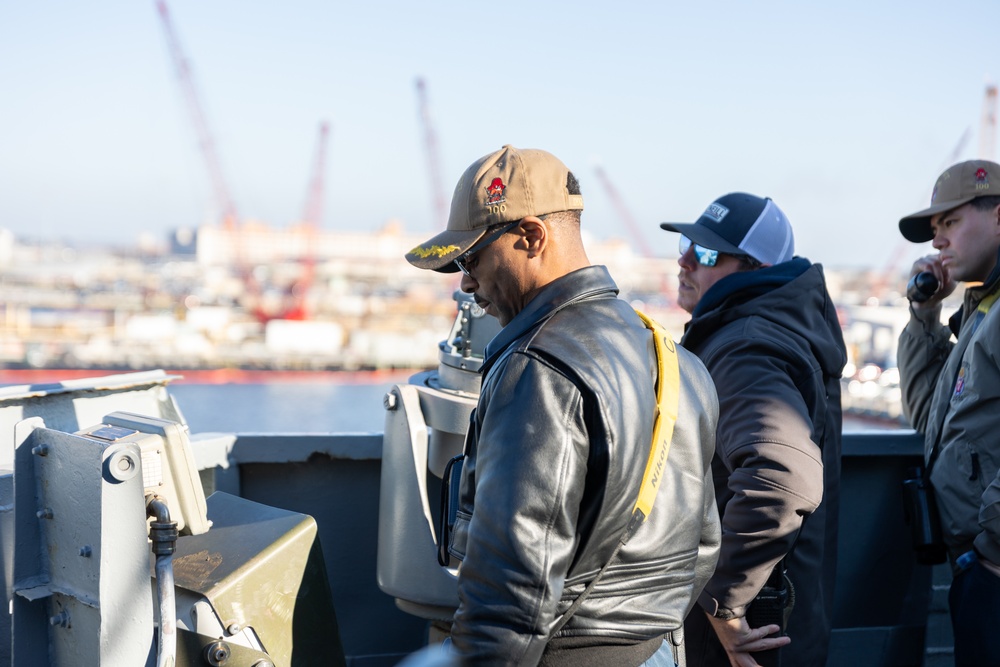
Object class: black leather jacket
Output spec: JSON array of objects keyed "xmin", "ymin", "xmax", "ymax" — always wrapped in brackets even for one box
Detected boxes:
[{"xmin": 449, "ymin": 266, "xmax": 720, "ymax": 666}]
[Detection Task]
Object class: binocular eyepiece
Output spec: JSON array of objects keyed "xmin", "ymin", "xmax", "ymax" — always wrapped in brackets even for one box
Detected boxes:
[{"xmin": 906, "ymin": 272, "xmax": 939, "ymax": 303}]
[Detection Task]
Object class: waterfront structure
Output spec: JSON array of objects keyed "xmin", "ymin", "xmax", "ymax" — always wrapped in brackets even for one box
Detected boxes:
[
  {"xmin": 0, "ymin": 222, "xmax": 681, "ymax": 372},
  {"xmin": 0, "ymin": 220, "xmax": 955, "ymax": 429}
]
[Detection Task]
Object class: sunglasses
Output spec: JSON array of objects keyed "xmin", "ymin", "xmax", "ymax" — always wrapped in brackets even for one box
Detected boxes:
[
  {"xmin": 679, "ymin": 235, "xmax": 720, "ymax": 267},
  {"xmin": 454, "ymin": 221, "xmax": 521, "ymax": 276}
]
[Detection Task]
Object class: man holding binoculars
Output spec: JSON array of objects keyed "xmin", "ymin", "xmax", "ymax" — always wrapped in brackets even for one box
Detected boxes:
[{"xmin": 897, "ymin": 159, "xmax": 1000, "ymax": 667}]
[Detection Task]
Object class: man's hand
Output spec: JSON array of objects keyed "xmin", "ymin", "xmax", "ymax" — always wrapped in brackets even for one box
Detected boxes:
[
  {"xmin": 706, "ymin": 612, "xmax": 791, "ymax": 667},
  {"xmin": 908, "ymin": 254, "xmax": 956, "ymax": 314}
]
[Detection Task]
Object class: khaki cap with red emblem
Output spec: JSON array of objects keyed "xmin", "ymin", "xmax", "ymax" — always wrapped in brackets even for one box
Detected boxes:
[
  {"xmin": 405, "ymin": 145, "xmax": 584, "ymax": 272},
  {"xmin": 899, "ymin": 160, "xmax": 1000, "ymax": 243}
]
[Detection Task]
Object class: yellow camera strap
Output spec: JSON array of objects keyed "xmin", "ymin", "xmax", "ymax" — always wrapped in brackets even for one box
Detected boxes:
[
  {"xmin": 629, "ymin": 309, "xmax": 681, "ymax": 535},
  {"xmin": 550, "ymin": 309, "xmax": 680, "ymax": 636}
]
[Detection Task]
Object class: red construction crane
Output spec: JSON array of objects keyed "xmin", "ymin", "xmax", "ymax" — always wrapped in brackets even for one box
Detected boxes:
[
  {"xmin": 980, "ymin": 83, "xmax": 998, "ymax": 161},
  {"xmin": 278, "ymin": 121, "xmax": 330, "ymax": 321},
  {"xmin": 593, "ymin": 165, "xmax": 653, "ymax": 257},
  {"xmin": 415, "ymin": 77, "xmax": 448, "ymax": 229},
  {"xmin": 592, "ymin": 165, "xmax": 678, "ymax": 306},
  {"xmin": 301, "ymin": 121, "xmax": 330, "ymax": 231},
  {"xmin": 154, "ymin": 0, "xmax": 239, "ymax": 231}
]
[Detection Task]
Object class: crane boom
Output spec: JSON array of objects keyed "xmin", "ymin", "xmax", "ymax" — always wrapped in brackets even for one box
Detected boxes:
[
  {"xmin": 301, "ymin": 121, "xmax": 330, "ymax": 228},
  {"xmin": 980, "ymin": 83, "xmax": 998, "ymax": 161},
  {"xmin": 415, "ymin": 77, "xmax": 448, "ymax": 229},
  {"xmin": 593, "ymin": 166, "xmax": 652, "ymax": 257},
  {"xmin": 155, "ymin": 0, "xmax": 239, "ymax": 230},
  {"xmin": 280, "ymin": 121, "xmax": 331, "ymax": 322}
]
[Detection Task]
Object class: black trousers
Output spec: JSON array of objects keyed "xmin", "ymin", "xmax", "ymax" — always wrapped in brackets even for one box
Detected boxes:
[
  {"xmin": 684, "ymin": 610, "xmax": 780, "ymax": 667},
  {"xmin": 950, "ymin": 558, "xmax": 1000, "ymax": 667}
]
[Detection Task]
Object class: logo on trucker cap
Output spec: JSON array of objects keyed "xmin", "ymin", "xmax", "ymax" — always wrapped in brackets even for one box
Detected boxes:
[{"xmin": 703, "ymin": 202, "xmax": 729, "ymax": 223}]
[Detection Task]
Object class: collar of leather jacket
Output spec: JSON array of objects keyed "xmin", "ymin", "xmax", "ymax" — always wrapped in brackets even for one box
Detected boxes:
[{"xmin": 481, "ymin": 265, "xmax": 619, "ymax": 376}]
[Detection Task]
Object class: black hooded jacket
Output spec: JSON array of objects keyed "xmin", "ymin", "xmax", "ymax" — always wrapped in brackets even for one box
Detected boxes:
[{"xmin": 681, "ymin": 258, "xmax": 847, "ymax": 666}]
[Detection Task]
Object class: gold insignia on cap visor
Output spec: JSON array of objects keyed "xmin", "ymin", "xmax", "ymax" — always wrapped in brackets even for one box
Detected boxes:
[
  {"xmin": 409, "ymin": 244, "xmax": 460, "ymax": 259},
  {"xmin": 405, "ymin": 145, "xmax": 583, "ymax": 271}
]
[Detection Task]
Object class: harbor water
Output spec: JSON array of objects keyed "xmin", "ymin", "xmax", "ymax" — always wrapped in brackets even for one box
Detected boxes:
[
  {"xmin": 167, "ymin": 373, "xmax": 894, "ymax": 434},
  {"xmin": 168, "ymin": 371, "xmax": 415, "ymax": 433},
  {"xmin": 0, "ymin": 368, "xmax": 896, "ymax": 434}
]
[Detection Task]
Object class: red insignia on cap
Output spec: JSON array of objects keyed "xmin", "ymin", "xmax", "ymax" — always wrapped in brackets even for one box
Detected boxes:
[
  {"xmin": 486, "ymin": 178, "xmax": 506, "ymax": 205},
  {"xmin": 975, "ymin": 167, "xmax": 989, "ymax": 191}
]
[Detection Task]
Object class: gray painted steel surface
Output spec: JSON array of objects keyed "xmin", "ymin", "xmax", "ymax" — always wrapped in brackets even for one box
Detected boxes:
[
  {"xmin": 0, "ymin": 370, "xmax": 946, "ymax": 666},
  {"xmin": 13, "ymin": 419, "xmax": 153, "ymax": 666}
]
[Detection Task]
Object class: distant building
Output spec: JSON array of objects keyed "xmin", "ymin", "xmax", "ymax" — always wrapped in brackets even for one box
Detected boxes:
[
  {"xmin": 170, "ymin": 227, "xmax": 198, "ymax": 256},
  {"xmin": 193, "ymin": 219, "xmax": 426, "ymax": 266}
]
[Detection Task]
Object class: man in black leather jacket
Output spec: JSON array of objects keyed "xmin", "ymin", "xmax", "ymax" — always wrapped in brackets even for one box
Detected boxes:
[
  {"xmin": 406, "ymin": 145, "xmax": 721, "ymax": 666},
  {"xmin": 661, "ymin": 193, "xmax": 847, "ymax": 667}
]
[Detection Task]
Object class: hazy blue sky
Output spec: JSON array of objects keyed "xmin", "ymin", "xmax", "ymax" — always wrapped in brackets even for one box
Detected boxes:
[{"xmin": 2, "ymin": 1, "xmax": 998, "ymax": 270}]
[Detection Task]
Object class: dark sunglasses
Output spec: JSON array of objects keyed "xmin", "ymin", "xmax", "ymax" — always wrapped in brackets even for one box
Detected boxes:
[
  {"xmin": 679, "ymin": 235, "xmax": 720, "ymax": 267},
  {"xmin": 454, "ymin": 221, "xmax": 521, "ymax": 276}
]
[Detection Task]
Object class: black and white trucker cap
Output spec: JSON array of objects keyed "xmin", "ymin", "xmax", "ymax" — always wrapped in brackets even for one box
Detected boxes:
[{"xmin": 660, "ymin": 192, "xmax": 795, "ymax": 266}]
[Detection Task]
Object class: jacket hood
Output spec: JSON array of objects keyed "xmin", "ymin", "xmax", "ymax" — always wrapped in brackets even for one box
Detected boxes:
[{"xmin": 683, "ymin": 257, "xmax": 847, "ymax": 379}]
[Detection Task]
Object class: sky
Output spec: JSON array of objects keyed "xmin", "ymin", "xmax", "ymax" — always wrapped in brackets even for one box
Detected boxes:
[{"xmin": 2, "ymin": 1, "xmax": 999, "ymax": 271}]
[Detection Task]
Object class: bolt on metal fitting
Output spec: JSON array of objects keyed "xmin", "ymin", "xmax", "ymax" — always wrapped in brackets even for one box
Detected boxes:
[
  {"xmin": 204, "ymin": 641, "xmax": 231, "ymax": 666},
  {"xmin": 48, "ymin": 611, "xmax": 70, "ymax": 627},
  {"xmin": 107, "ymin": 450, "xmax": 138, "ymax": 482}
]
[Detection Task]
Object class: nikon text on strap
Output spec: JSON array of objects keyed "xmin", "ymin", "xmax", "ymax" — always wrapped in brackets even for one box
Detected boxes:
[{"xmin": 548, "ymin": 309, "xmax": 681, "ymax": 636}]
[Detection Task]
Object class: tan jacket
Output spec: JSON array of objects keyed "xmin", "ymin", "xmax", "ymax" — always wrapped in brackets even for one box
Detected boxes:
[{"xmin": 898, "ymin": 253, "xmax": 1000, "ymax": 562}]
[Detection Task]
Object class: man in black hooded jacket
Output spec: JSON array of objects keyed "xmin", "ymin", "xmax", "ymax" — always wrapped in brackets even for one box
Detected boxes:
[{"xmin": 661, "ymin": 193, "xmax": 847, "ymax": 667}]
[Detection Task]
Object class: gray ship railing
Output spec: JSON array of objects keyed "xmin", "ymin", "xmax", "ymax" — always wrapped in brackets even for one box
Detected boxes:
[
  {"xmin": 0, "ymin": 370, "xmax": 948, "ymax": 667},
  {"xmin": 181, "ymin": 428, "xmax": 945, "ymax": 667}
]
